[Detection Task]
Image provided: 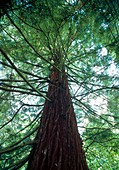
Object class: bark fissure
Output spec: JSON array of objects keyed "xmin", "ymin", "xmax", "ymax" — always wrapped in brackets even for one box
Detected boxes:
[{"xmin": 27, "ymin": 68, "xmax": 89, "ymax": 170}]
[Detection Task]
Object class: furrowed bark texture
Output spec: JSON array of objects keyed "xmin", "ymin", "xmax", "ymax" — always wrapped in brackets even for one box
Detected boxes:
[{"xmin": 27, "ymin": 69, "xmax": 89, "ymax": 170}]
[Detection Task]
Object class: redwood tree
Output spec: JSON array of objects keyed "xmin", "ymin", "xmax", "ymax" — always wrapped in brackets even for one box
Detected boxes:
[
  {"xmin": 27, "ymin": 64, "xmax": 89, "ymax": 169},
  {"xmin": 0, "ymin": 0, "xmax": 119, "ymax": 170}
]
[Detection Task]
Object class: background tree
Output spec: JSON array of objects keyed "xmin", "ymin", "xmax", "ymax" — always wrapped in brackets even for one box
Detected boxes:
[{"xmin": 0, "ymin": 0, "xmax": 119, "ymax": 169}]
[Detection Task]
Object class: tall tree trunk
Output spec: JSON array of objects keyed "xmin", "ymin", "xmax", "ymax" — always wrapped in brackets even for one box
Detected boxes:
[{"xmin": 27, "ymin": 67, "xmax": 89, "ymax": 170}]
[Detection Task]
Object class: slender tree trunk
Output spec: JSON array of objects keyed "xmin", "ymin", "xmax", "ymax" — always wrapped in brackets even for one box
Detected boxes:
[{"xmin": 27, "ymin": 67, "xmax": 89, "ymax": 170}]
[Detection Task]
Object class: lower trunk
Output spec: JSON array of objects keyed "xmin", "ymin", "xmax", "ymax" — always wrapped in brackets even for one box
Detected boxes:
[{"xmin": 27, "ymin": 69, "xmax": 89, "ymax": 170}]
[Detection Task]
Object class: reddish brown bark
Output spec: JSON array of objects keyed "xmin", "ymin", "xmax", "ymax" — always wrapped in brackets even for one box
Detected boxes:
[{"xmin": 27, "ymin": 68, "xmax": 89, "ymax": 170}]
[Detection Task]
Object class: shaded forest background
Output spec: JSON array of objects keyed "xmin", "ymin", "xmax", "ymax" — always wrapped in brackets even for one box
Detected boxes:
[{"xmin": 0, "ymin": 0, "xmax": 119, "ymax": 169}]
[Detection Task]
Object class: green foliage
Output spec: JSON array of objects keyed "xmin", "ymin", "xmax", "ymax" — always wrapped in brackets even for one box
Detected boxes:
[
  {"xmin": 83, "ymin": 121, "xmax": 119, "ymax": 170},
  {"xmin": 0, "ymin": 0, "xmax": 119, "ymax": 169}
]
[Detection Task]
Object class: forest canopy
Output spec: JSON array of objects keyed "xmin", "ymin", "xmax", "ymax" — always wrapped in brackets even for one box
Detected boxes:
[{"xmin": 0, "ymin": 0, "xmax": 119, "ymax": 169}]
